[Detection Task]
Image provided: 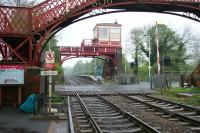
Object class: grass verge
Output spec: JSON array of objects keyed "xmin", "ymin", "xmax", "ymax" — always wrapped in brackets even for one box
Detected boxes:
[
  {"xmin": 152, "ymin": 87, "xmax": 200, "ymax": 106},
  {"xmin": 102, "ymin": 79, "xmax": 118, "ymax": 85}
]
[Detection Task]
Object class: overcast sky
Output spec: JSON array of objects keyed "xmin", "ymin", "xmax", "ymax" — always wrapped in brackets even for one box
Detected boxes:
[{"xmin": 56, "ymin": 12, "xmax": 200, "ymax": 67}]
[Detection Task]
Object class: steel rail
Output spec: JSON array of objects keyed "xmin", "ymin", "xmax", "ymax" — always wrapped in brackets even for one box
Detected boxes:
[
  {"xmin": 139, "ymin": 93, "xmax": 200, "ymax": 113},
  {"xmin": 68, "ymin": 77, "xmax": 82, "ymax": 85},
  {"xmin": 95, "ymin": 94, "xmax": 161, "ymax": 133},
  {"xmin": 121, "ymin": 94, "xmax": 200, "ymax": 127},
  {"xmin": 67, "ymin": 76, "xmax": 200, "ymax": 129},
  {"xmin": 74, "ymin": 76, "xmax": 200, "ymax": 127},
  {"xmin": 67, "ymin": 96, "xmax": 75, "ymax": 133},
  {"xmin": 67, "ymin": 79, "xmax": 102, "ymax": 133},
  {"xmin": 79, "ymin": 76, "xmax": 200, "ymax": 113},
  {"xmin": 75, "ymin": 92, "xmax": 103, "ymax": 133},
  {"xmin": 68, "ymin": 77, "xmax": 160, "ymax": 132}
]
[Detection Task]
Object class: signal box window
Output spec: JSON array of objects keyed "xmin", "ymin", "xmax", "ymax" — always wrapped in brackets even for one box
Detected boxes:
[
  {"xmin": 99, "ymin": 28, "xmax": 108, "ymax": 38},
  {"xmin": 110, "ymin": 28, "xmax": 120, "ymax": 39}
]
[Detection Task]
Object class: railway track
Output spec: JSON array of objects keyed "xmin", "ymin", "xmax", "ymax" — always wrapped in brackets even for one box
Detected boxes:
[
  {"xmin": 65, "ymin": 76, "xmax": 200, "ymax": 132},
  {"xmin": 102, "ymin": 94, "xmax": 200, "ymax": 133},
  {"xmin": 67, "ymin": 78, "xmax": 160, "ymax": 133},
  {"xmin": 69, "ymin": 93, "xmax": 160, "ymax": 133},
  {"xmin": 125, "ymin": 94, "xmax": 200, "ymax": 129}
]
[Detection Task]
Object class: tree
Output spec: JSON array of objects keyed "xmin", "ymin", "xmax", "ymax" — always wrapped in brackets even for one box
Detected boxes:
[
  {"xmin": 127, "ymin": 24, "xmax": 190, "ymax": 78},
  {"xmin": 183, "ymin": 27, "xmax": 200, "ymax": 67},
  {"xmin": 126, "ymin": 27, "xmax": 146, "ymax": 75},
  {"xmin": 141, "ymin": 24, "xmax": 189, "ymax": 72},
  {"xmin": 121, "ymin": 53, "xmax": 135, "ymax": 75},
  {"xmin": 72, "ymin": 57, "xmax": 108, "ymax": 76},
  {"xmin": 73, "ymin": 60, "xmax": 84, "ymax": 75}
]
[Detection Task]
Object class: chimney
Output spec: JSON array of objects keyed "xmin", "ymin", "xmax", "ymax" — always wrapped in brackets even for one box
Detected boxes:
[{"xmin": 114, "ymin": 19, "xmax": 118, "ymax": 24}]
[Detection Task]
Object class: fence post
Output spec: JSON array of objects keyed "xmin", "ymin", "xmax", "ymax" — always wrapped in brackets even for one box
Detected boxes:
[{"xmin": 180, "ymin": 75, "xmax": 184, "ymax": 87}]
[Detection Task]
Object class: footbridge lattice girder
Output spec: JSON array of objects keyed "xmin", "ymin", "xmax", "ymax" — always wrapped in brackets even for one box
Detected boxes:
[
  {"xmin": 0, "ymin": 0, "xmax": 200, "ymax": 65},
  {"xmin": 59, "ymin": 45, "xmax": 118, "ymax": 65}
]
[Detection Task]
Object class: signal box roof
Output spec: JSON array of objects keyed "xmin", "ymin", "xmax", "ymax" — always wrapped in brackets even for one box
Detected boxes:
[{"xmin": 93, "ymin": 22, "xmax": 122, "ymax": 31}]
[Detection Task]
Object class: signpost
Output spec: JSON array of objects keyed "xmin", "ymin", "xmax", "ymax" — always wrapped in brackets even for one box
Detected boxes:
[
  {"xmin": 41, "ymin": 50, "xmax": 57, "ymax": 113},
  {"xmin": 41, "ymin": 71, "xmax": 58, "ymax": 76}
]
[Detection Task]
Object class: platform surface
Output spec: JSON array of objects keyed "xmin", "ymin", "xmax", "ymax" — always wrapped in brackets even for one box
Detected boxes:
[{"xmin": 0, "ymin": 107, "xmax": 49, "ymax": 133}]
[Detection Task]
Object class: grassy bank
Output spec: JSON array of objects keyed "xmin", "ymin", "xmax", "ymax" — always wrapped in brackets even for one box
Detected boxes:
[
  {"xmin": 152, "ymin": 87, "xmax": 200, "ymax": 106},
  {"xmin": 102, "ymin": 79, "xmax": 118, "ymax": 85}
]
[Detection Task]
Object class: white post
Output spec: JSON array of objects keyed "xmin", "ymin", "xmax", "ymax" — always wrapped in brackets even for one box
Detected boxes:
[
  {"xmin": 156, "ymin": 21, "xmax": 160, "ymax": 75},
  {"xmin": 148, "ymin": 37, "xmax": 151, "ymax": 78},
  {"xmin": 144, "ymin": 35, "xmax": 151, "ymax": 78},
  {"xmin": 49, "ymin": 70, "xmax": 52, "ymax": 113},
  {"xmin": 48, "ymin": 42, "xmax": 52, "ymax": 113}
]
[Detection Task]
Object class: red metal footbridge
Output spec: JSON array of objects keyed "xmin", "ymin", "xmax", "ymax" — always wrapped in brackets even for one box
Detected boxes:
[
  {"xmin": 0, "ymin": 0, "xmax": 200, "ymax": 66},
  {"xmin": 60, "ymin": 39, "xmax": 120, "ymax": 65}
]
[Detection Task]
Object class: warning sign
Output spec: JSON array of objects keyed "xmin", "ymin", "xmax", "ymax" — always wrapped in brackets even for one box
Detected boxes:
[
  {"xmin": 45, "ymin": 63, "xmax": 55, "ymax": 70},
  {"xmin": 45, "ymin": 51, "xmax": 55, "ymax": 64}
]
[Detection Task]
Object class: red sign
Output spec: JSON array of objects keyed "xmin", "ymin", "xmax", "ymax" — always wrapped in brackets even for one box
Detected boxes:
[
  {"xmin": 0, "ymin": 65, "xmax": 24, "ymax": 69},
  {"xmin": 45, "ymin": 63, "xmax": 55, "ymax": 69},
  {"xmin": 45, "ymin": 51, "xmax": 55, "ymax": 64}
]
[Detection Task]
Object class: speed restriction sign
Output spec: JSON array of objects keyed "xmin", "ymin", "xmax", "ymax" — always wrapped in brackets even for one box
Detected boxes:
[{"xmin": 45, "ymin": 51, "xmax": 55, "ymax": 64}]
